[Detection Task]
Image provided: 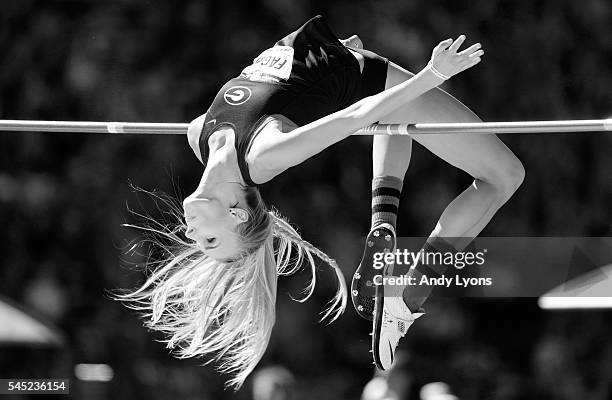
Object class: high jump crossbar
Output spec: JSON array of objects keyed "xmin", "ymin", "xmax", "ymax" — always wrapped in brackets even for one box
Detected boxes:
[{"xmin": 0, "ymin": 119, "xmax": 610, "ymax": 135}]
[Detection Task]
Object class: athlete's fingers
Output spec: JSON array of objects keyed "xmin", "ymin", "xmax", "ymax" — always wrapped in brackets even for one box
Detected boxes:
[
  {"xmin": 458, "ymin": 43, "xmax": 482, "ymax": 56},
  {"xmin": 467, "ymin": 57, "xmax": 481, "ymax": 67},
  {"xmin": 459, "ymin": 50, "xmax": 482, "ymax": 64},
  {"xmin": 448, "ymin": 35, "xmax": 466, "ymax": 52},
  {"xmin": 456, "ymin": 58, "xmax": 481, "ymax": 74},
  {"xmin": 434, "ymin": 38, "xmax": 453, "ymax": 55},
  {"xmin": 462, "ymin": 55, "xmax": 482, "ymax": 68},
  {"xmin": 469, "ymin": 50, "xmax": 485, "ymax": 58}
]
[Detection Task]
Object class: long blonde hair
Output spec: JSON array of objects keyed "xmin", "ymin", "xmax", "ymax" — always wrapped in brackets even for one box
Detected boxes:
[{"xmin": 115, "ymin": 187, "xmax": 347, "ymax": 389}]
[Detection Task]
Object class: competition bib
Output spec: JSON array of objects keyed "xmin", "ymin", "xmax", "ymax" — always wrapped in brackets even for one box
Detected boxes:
[{"xmin": 240, "ymin": 46, "xmax": 294, "ymax": 83}]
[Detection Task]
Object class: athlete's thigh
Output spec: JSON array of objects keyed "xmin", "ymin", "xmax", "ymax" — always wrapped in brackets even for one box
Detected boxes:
[{"xmin": 380, "ymin": 61, "xmax": 519, "ymax": 180}]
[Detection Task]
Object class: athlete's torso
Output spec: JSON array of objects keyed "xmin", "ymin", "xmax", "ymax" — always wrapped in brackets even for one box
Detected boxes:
[{"xmin": 198, "ymin": 15, "xmax": 361, "ymax": 186}]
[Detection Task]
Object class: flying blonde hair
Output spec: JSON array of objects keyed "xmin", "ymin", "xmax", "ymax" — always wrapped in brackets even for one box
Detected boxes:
[{"xmin": 115, "ymin": 187, "xmax": 347, "ymax": 389}]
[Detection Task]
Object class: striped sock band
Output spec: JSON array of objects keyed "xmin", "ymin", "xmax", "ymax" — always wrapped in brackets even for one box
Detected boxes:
[
  {"xmin": 415, "ymin": 237, "xmax": 458, "ymax": 276},
  {"xmin": 402, "ymin": 237, "xmax": 459, "ymax": 312},
  {"xmin": 371, "ymin": 176, "xmax": 403, "ymax": 229}
]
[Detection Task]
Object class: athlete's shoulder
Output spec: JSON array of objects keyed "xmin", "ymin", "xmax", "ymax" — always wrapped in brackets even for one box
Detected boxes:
[{"xmin": 187, "ymin": 114, "xmax": 207, "ymax": 163}]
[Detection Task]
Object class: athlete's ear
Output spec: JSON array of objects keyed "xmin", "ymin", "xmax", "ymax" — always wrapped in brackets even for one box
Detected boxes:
[{"xmin": 229, "ymin": 207, "xmax": 249, "ymax": 224}]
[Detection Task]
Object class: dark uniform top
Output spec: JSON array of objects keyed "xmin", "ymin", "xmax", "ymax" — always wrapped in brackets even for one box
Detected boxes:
[{"xmin": 198, "ymin": 15, "xmax": 388, "ymax": 186}]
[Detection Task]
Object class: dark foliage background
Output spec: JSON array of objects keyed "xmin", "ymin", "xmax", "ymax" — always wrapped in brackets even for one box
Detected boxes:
[{"xmin": 0, "ymin": 1, "xmax": 611, "ymax": 399}]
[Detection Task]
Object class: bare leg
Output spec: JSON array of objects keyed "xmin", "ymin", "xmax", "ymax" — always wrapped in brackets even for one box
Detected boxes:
[
  {"xmin": 378, "ymin": 62, "xmax": 524, "ymax": 308},
  {"xmin": 370, "ymin": 52, "xmax": 525, "ymax": 374},
  {"xmin": 351, "ymin": 45, "xmax": 524, "ymax": 319},
  {"xmin": 380, "ymin": 61, "xmax": 525, "ymax": 248}
]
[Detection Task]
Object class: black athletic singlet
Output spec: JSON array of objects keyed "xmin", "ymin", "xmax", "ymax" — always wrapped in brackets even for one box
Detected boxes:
[{"xmin": 198, "ymin": 15, "xmax": 388, "ymax": 186}]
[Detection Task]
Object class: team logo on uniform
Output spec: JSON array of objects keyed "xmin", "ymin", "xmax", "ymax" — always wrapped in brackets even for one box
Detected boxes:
[{"xmin": 223, "ymin": 86, "xmax": 252, "ymax": 106}]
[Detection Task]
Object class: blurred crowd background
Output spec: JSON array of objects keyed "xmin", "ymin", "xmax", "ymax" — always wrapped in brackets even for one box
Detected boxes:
[{"xmin": 1, "ymin": 0, "xmax": 611, "ymax": 399}]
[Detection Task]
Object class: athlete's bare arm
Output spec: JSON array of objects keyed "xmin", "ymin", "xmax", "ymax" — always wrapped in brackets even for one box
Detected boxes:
[{"xmin": 247, "ymin": 71, "xmax": 438, "ymax": 179}]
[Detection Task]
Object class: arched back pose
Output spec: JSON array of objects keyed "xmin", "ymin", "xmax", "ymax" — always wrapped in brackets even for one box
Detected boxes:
[{"xmin": 119, "ymin": 15, "xmax": 522, "ymax": 388}]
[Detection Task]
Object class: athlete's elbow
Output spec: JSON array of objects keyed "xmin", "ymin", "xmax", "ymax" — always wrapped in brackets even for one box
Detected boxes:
[{"xmin": 344, "ymin": 100, "xmax": 373, "ymax": 131}]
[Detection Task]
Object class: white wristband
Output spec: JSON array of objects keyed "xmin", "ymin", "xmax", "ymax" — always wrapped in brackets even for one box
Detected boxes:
[{"xmin": 427, "ymin": 61, "xmax": 451, "ymax": 80}]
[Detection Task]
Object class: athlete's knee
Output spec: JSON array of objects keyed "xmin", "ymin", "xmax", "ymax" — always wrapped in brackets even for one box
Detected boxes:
[
  {"xmin": 503, "ymin": 156, "xmax": 525, "ymax": 194},
  {"xmin": 489, "ymin": 155, "xmax": 525, "ymax": 202}
]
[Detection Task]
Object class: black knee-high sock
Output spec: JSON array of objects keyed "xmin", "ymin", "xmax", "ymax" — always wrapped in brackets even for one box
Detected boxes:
[
  {"xmin": 371, "ymin": 176, "xmax": 403, "ymax": 230},
  {"xmin": 402, "ymin": 237, "xmax": 458, "ymax": 312}
]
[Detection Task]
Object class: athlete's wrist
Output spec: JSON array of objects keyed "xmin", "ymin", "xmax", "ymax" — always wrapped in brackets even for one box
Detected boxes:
[
  {"xmin": 417, "ymin": 64, "xmax": 447, "ymax": 87},
  {"xmin": 426, "ymin": 60, "xmax": 451, "ymax": 80}
]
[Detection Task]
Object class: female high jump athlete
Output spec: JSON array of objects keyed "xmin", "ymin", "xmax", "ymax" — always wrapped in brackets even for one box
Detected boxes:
[{"xmin": 119, "ymin": 15, "xmax": 523, "ymax": 388}]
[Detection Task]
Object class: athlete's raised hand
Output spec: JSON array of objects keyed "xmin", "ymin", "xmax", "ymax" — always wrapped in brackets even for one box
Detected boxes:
[{"xmin": 428, "ymin": 35, "xmax": 484, "ymax": 79}]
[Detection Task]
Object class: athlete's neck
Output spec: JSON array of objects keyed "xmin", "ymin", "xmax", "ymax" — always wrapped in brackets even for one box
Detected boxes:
[{"xmin": 200, "ymin": 127, "xmax": 245, "ymax": 191}]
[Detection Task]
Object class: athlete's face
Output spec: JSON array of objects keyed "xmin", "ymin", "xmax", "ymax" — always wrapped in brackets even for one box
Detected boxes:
[{"xmin": 183, "ymin": 194, "xmax": 245, "ymax": 261}]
